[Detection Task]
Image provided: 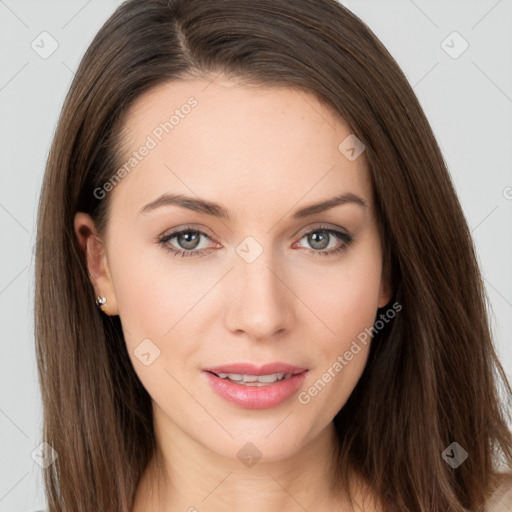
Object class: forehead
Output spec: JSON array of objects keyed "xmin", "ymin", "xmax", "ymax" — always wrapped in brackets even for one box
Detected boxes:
[{"xmin": 112, "ymin": 76, "xmax": 373, "ymax": 220}]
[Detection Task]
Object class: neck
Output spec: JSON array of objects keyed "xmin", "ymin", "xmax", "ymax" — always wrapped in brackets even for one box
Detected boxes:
[{"xmin": 132, "ymin": 412, "xmax": 358, "ymax": 512}]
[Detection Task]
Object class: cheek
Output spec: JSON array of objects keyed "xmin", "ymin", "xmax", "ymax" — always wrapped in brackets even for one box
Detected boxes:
[
  {"xmin": 107, "ymin": 244, "xmax": 207, "ymax": 397},
  {"xmin": 107, "ymin": 236, "xmax": 225, "ymax": 384},
  {"xmin": 294, "ymin": 249, "xmax": 382, "ymax": 416},
  {"xmin": 297, "ymin": 250, "xmax": 382, "ymax": 346},
  {"xmin": 107, "ymin": 230, "xmax": 207, "ymax": 333},
  {"xmin": 108, "ymin": 251, "xmax": 166, "ymax": 336}
]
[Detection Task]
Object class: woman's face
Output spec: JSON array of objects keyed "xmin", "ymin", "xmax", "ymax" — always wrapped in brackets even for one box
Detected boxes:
[{"xmin": 77, "ymin": 76, "xmax": 391, "ymax": 462}]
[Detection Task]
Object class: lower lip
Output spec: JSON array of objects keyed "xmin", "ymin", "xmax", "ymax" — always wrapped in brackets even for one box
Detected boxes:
[{"xmin": 203, "ymin": 371, "xmax": 308, "ymax": 409}]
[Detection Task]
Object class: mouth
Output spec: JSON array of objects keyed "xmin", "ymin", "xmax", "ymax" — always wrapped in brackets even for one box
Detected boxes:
[{"xmin": 202, "ymin": 362, "xmax": 309, "ymax": 409}]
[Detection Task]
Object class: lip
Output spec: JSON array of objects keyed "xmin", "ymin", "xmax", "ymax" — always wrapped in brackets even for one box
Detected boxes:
[
  {"xmin": 203, "ymin": 362, "xmax": 307, "ymax": 376},
  {"xmin": 202, "ymin": 362, "xmax": 309, "ymax": 409}
]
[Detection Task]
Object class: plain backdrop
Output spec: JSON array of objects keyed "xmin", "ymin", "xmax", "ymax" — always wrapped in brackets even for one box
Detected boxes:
[{"xmin": 1, "ymin": 1, "xmax": 511, "ymax": 510}]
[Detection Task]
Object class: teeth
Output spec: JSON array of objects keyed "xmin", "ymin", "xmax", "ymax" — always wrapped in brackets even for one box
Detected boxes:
[
  {"xmin": 242, "ymin": 374, "xmax": 259, "ymax": 383},
  {"xmin": 215, "ymin": 372, "xmax": 292, "ymax": 385}
]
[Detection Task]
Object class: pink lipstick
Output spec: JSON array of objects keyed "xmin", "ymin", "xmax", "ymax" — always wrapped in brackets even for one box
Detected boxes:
[{"xmin": 202, "ymin": 362, "xmax": 308, "ymax": 409}]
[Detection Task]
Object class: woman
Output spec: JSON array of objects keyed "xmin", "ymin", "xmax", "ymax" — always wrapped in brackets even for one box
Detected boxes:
[{"xmin": 34, "ymin": 0, "xmax": 512, "ymax": 510}]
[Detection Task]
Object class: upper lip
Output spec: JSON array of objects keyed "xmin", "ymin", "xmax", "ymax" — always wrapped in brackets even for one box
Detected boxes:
[{"xmin": 203, "ymin": 362, "xmax": 308, "ymax": 376}]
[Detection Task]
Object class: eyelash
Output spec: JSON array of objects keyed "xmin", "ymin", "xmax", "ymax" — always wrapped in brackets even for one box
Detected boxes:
[{"xmin": 157, "ymin": 225, "xmax": 354, "ymax": 259}]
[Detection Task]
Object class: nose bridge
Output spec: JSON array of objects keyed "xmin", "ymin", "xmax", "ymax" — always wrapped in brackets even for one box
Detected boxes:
[{"xmin": 223, "ymin": 235, "xmax": 294, "ymax": 340}]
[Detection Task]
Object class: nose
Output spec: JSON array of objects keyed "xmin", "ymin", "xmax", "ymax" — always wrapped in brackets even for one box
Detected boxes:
[{"xmin": 223, "ymin": 247, "xmax": 296, "ymax": 342}]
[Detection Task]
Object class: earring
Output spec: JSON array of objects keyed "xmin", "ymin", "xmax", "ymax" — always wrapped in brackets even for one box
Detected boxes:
[{"xmin": 96, "ymin": 296, "xmax": 107, "ymax": 308}]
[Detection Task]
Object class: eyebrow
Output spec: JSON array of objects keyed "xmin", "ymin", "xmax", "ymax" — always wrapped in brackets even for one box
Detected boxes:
[{"xmin": 139, "ymin": 192, "xmax": 368, "ymax": 219}]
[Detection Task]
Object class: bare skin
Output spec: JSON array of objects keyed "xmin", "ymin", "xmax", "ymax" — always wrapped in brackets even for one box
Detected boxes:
[{"xmin": 75, "ymin": 75, "xmax": 391, "ymax": 512}]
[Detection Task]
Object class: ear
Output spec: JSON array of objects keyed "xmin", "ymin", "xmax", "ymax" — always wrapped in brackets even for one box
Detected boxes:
[{"xmin": 74, "ymin": 212, "xmax": 119, "ymax": 316}]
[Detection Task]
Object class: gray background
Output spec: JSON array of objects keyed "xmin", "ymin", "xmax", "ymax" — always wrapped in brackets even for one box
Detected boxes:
[{"xmin": 1, "ymin": 1, "xmax": 511, "ymax": 510}]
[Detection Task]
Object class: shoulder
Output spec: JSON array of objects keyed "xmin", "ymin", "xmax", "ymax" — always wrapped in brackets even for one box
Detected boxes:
[
  {"xmin": 348, "ymin": 475, "xmax": 385, "ymax": 512},
  {"xmin": 485, "ymin": 477, "xmax": 512, "ymax": 512}
]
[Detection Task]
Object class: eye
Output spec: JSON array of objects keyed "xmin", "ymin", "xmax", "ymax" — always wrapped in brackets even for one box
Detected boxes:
[
  {"xmin": 158, "ymin": 227, "xmax": 217, "ymax": 258},
  {"xmin": 293, "ymin": 226, "xmax": 354, "ymax": 257}
]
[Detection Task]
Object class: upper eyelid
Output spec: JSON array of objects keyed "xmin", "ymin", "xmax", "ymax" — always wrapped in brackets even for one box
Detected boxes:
[{"xmin": 296, "ymin": 224, "xmax": 348, "ymax": 238}]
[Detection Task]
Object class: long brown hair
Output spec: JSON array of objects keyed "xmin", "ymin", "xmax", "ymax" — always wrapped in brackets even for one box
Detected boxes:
[{"xmin": 34, "ymin": 0, "xmax": 512, "ymax": 510}]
